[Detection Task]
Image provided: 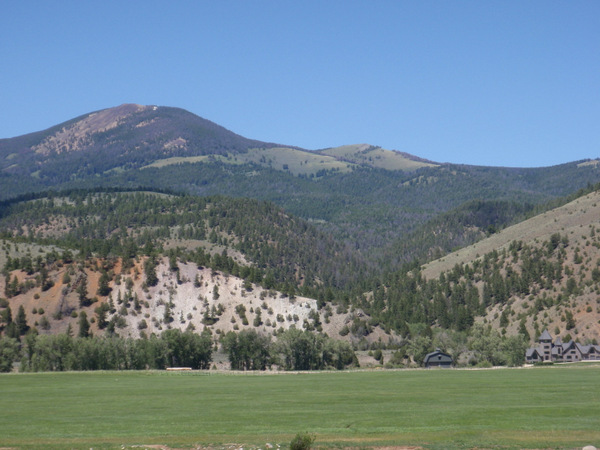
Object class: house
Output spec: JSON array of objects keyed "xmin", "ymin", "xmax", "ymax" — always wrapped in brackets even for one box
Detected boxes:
[
  {"xmin": 561, "ymin": 340, "xmax": 581, "ymax": 362},
  {"xmin": 423, "ymin": 349, "xmax": 453, "ymax": 368},
  {"xmin": 525, "ymin": 347, "xmax": 543, "ymax": 363},
  {"xmin": 577, "ymin": 344, "xmax": 600, "ymax": 360},
  {"xmin": 525, "ymin": 330, "xmax": 600, "ymax": 363}
]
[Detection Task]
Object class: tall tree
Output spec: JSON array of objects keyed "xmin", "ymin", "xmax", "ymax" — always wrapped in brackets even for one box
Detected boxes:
[
  {"xmin": 15, "ymin": 305, "xmax": 29, "ymax": 336},
  {"xmin": 78, "ymin": 311, "xmax": 90, "ymax": 338},
  {"xmin": 77, "ymin": 278, "xmax": 89, "ymax": 307},
  {"xmin": 0, "ymin": 337, "xmax": 20, "ymax": 372}
]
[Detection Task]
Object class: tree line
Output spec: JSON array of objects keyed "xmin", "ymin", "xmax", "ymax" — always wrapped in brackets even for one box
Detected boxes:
[
  {"xmin": 0, "ymin": 327, "xmax": 359, "ymax": 373},
  {"xmin": 0, "ymin": 328, "xmax": 212, "ymax": 372}
]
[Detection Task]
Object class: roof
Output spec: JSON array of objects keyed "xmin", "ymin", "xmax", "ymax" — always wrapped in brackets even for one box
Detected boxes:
[
  {"xmin": 578, "ymin": 344, "xmax": 591, "ymax": 354},
  {"xmin": 423, "ymin": 349, "xmax": 452, "ymax": 364},
  {"xmin": 574, "ymin": 343, "xmax": 600, "ymax": 354},
  {"xmin": 563, "ymin": 341, "xmax": 578, "ymax": 352},
  {"xmin": 526, "ymin": 347, "xmax": 542, "ymax": 358},
  {"xmin": 539, "ymin": 329, "xmax": 552, "ymax": 342}
]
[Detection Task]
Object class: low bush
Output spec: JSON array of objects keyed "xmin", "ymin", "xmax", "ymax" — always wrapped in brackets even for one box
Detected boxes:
[{"xmin": 290, "ymin": 432, "xmax": 314, "ymax": 450}]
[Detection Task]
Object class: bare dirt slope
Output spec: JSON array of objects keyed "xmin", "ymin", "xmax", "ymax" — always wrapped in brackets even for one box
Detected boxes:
[{"xmin": 1, "ymin": 258, "xmax": 392, "ymax": 347}]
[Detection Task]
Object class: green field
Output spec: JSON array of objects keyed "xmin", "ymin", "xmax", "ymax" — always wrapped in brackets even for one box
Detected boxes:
[{"xmin": 1, "ymin": 366, "xmax": 599, "ymax": 449}]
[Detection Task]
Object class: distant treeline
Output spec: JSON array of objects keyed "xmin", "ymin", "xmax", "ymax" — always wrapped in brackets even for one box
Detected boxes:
[{"xmin": 0, "ymin": 328, "xmax": 357, "ymax": 373}]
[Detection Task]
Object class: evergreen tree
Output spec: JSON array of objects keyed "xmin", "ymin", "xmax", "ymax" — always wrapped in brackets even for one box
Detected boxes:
[
  {"xmin": 15, "ymin": 305, "xmax": 29, "ymax": 336},
  {"xmin": 0, "ymin": 305, "xmax": 12, "ymax": 328},
  {"xmin": 97, "ymin": 272, "xmax": 111, "ymax": 296},
  {"xmin": 77, "ymin": 278, "xmax": 89, "ymax": 307},
  {"xmin": 95, "ymin": 303, "xmax": 110, "ymax": 329},
  {"xmin": 78, "ymin": 311, "xmax": 90, "ymax": 338},
  {"xmin": 144, "ymin": 258, "xmax": 158, "ymax": 287}
]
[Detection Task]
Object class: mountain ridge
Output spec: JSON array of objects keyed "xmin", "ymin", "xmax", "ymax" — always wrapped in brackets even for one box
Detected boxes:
[{"xmin": 2, "ymin": 103, "xmax": 600, "ymax": 274}]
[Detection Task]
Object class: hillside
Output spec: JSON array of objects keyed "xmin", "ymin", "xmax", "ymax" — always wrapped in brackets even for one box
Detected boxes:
[
  {"xmin": 422, "ymin": 190, "xmax": 600, "ymax": 279},
  {"xmin": 3, "ymin": 187, "xmax": 600, "ymax": 370},
  {"xmin": 414, "ymin": 189, "xmax": 600, "ymax": 344},
  {"xmin": 0, "ymin": 191, "xmax": 391, "ymax": 371},
  {"xmin": 0, "ymin": 191, "xmax": 367, "ymax": 292},
  {"xmin": 0, "ymin": 256, "xmax": 387, "ymax": 349},
  {"xmin": 319, "ymin": 143, "xmax": 438, "ymax": 171}
]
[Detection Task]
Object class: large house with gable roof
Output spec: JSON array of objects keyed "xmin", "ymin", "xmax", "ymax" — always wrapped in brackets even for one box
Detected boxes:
[{"xmin": 525, "ymin": 329, "xmax": 600, "ymax": 363}]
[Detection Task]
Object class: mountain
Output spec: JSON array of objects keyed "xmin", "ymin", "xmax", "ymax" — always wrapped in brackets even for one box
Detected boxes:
[
  {"xmin": 2, "ymin": 104, "xmax": 600, "ymax": 277},
  {"xmin": 0, "ymin": 104, "xmax": 284, "ymax": 181},
  {"xmin": 318, "ymin": 143, "xmax": 438, "ymax": 171},
  {"xmin": 5, "ymin": 104, "xmax": 600, "ymax": 371},
  {"xmin": 0, "ymin": 104, "xmax": 438, "ymax": 187}
]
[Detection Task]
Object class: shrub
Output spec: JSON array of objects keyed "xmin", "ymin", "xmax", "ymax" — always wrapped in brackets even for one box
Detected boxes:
[
  {"xmin": 290, "ymin": 432, "xmax": 315, "ymax": 450},
  {"xmin": 39, "ymin": 315, "xmax": 51, "ymax": 330},
  {"xmin": 373, "ymin": 348, "xmax": 383, "ymax": 363}
]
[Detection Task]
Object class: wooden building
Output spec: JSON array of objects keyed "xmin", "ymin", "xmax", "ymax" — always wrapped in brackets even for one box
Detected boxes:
[{"xmin": 423, "ymin": 349, "xmax": 453, "ymax": 368}]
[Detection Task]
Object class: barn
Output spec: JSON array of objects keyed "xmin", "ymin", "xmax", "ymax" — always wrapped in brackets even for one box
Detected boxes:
[{"xmin": 423, "ymin": 349, "xmax": 453, "ymax": 368}]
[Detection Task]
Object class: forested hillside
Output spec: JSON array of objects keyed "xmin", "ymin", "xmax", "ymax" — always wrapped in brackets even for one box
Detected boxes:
[
  {"xmin": 359, "ymin": 188, "xmax": 600, "ymax": 361},
  {"xmin": 0, "ymin": 190, "xmax": 380, "ymax": 371},
  {"xmin": 0, "ymin": 190, "xmax": 367, "ymax": 295}
]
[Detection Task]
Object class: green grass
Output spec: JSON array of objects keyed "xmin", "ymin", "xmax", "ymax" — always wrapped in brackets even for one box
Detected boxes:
[
  {"xmin": 139, "ymin": 148, "xmax": 354, "ymax": 176},
  {"xmin": 141, "ymin": 155, "xmax": 216, "ymax": 168},
  {"xmin": 1, "ymin": 366, "xmax": 599, "ymax": 449},
  {"xmin": 321, "ymin": 145, "xmax": 438, "ymax": 171}
]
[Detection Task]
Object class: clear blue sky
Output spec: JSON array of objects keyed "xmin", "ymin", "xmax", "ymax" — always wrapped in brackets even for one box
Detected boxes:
[{"xmin": 1, "ymin": 1, "xmax": 598, "ymax": 167}]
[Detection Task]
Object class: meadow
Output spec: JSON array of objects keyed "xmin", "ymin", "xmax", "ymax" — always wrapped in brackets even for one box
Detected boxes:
[{"xmin": 1, "ymin": 365, "xmax": 599, "ymax": 449}]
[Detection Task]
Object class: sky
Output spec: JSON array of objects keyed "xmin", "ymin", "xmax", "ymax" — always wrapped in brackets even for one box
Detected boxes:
[{"xmin": 1, "ymin": 1, "xmax": 599, "ymax": 167}]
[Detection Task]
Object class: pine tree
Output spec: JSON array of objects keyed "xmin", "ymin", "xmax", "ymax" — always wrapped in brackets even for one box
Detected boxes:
[
  {"xmin": 15, "ymin": 305, "xmax": 29, "ymax": 336},
  {"xmin": 77, "ymin": 278, "xmax": 89, "ymax": 307},
  {"xmin": 0, "ymin": 305, "xmax": 12, "ymax": 327},
  {"xmin": 97, "ymin": 272, "xmax": 111, "ymax": 296},
  {"xmin": 144, "ymin": 258, "xmax": 158, "ymax": 287},
  {"xmin": 78, "ymin": 311, "xmax": 90, "ymax": 338}
]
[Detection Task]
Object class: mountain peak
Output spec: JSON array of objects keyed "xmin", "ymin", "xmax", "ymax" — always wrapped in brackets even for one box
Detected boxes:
[{"xmin": 32, "ymin": 103, "xmax": 150, "ymax": 156}]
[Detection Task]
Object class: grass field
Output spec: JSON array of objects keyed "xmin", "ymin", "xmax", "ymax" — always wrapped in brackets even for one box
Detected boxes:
[{"xmin": 1, "ymin": 365, "xmax": 599, "ymax": 449}]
